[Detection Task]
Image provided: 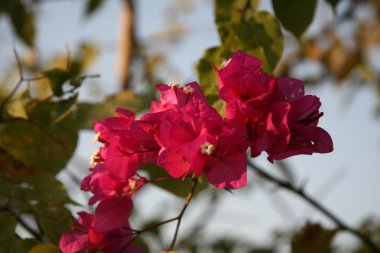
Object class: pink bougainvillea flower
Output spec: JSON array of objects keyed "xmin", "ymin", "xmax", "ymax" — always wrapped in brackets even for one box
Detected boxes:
[
  {"xmin": 216, "ymin": 50, "xmax": 275, "ymax": 122},
  {"xmin": 94, "ymin": 107, "xmax": 136, "ymax": 144},
  {"xmin": 215, "ymin": 51, "xmax": 283, "ymax": 155},
  {"xmin": 267, "ymin": 93, "xmax": 333, "ymax": 161},
  {"xmin": 147, "ymin": 82, "xmax": 224, "ymax": 134},
  {"xmin": 59, "ymin": 212, "xmax": 100, "ymax": 253},
  {"xmin": 155, "ymin": 111, "xmax": 205, "ymax": 178},
  {"xmin": 59, "ymin": 211, "xmax": 143, "ymax": 253},
  {"xmin": 147, "ymin": 81, "xmax": 249, "ymax": 188},
  {"xmin": 215, "ymin": 51, "xmax": 333, "ymax": 160},
  {"xmin": 155, "ymin": 108, "xmax": 248, "ymax": 188},
  {"xmin": 249, "ymin": 102, "xmax": 291, "ymax": 157},
  {"xmin": 150, "ymin": 82, "xmax": 208, "ymax": 113},
  {"xmin": 92, "ymin": 106, "xmax": 160, "ymax": 181},
  {"xmin": 203, "ymin": 124, "xmax": 249, "ymax": 189},
  {"xmin": 94, "ymin": 196, "xmax": 133, "ymax": 232},
  {"xmin": 81, "ymin": 163, "xmax": 146, "ymax": 205},
  {"xmin": 217, "ymin": 50, "xmax": 265, "ymax": 102}
]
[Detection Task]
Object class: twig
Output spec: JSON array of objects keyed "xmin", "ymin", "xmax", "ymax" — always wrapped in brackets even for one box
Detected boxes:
[
  {"xmin": 247, "ymin": 160, "xmax": 380, "ymax": 253},
  {"xmin": 0, "ymin": 48, "xmax": 25, "ymax": 120},
  {"xmin": 0, "ymin": 47, "xmax": 47, "ymax": 121},
  {"xmin": 168, "ymin": 177, "xmax": 198, "ymax": 251},
  {"xmin": 119, "ymin": 177, "xmax": 199, "ymax": 252}
]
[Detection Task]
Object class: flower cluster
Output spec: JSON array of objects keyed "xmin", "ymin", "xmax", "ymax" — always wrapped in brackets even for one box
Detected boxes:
[
  {"xmin": 216, "ymin": 51, "xmax": 333, "ymax": 161},
  {"xmin": 60, "ymin": 51, "xmax": 333, "ymax": 252}
]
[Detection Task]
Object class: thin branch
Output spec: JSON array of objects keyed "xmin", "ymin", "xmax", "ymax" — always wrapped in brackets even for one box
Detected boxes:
[
  {"xmin": 14, "ymin": 46, "xmax": 24, "ymax": 79},
  {"xmin": 247, "ymin": 160, "xmax": 380, "ymax": 253},
  {"xmin": 168, "ymin": 177, "xmax": 198, "ymax": 251},
  {"xmin": 119, "ymin": 177, "xmax": 199, "ymax": 252},
  {"xmin": 0, "ymin": 48, "xmax": 24, "ymax": 120},
  {"xmin": 0, "ymin": 47, "xmax": 47, "ymax": 121}
]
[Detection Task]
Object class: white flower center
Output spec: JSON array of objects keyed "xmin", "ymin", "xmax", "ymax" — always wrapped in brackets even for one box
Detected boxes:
[
  {"xmin": 183, "ymin": 85, "xmax": 194, "ymax": 94},
  {"xmin": 201, "ymin": 142, "xmax": 215, "ymax": 156}
]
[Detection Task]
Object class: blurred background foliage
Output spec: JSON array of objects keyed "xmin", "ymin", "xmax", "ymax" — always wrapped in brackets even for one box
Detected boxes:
[{"xmin": 0, "ymin": 0, "xmax": 379, "ymax": 252}]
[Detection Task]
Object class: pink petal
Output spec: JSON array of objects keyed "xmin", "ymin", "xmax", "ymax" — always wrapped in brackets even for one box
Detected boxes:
[
  {"xmin": 59, "ymin": 232, "xmax": 96, "ymax": 253},
  {"xmin": 94, "ymin": 197, "xmax": 133, "ymax": 232},
  {"xmin": 157, "ymin": 148, "xmax": 192, "ymax": 178},
  {"xmin": 275, "ymin": 77, "xmax": 305, "ymax": 102},
  {"xmin": 206, "ymin": 152, "xmax": 247, "ymax": 189}
]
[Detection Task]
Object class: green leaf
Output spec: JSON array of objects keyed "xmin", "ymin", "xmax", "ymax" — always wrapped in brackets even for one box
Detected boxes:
[
  {"xmin": 251, "ymin": 11, "xmax": 284, "ymax": 71},
  {"xmin": 30, "ymin": 203, "xmax": 73, "ymax": 244},
  {"xmin": 0, "ymin": 212, "xmax": 39, "ymax": 252},
  {"xmin": 0, "ymin": 161, "xmax": 71, "ymax": 206},
  {"xmin": 0, "ymin": 100, "xmax": 79, "ymax": 173},
  {"xmin": 29, "ymin": 243, "xmax": 60, "ymax": 253},
  {"xmin": 8, "ymin": 1, "xmax": 35, "ymax": 46},
  {"xmin": 0, "ymin": 156, "xmax": 72, "ymax": 243},
  {"xmin": 214, "ymin": 0, "xmax": 237, "ymax": 43},
  {"xmin": 85, "ymin": 0, "xmax": 105, "ymax": 16},
  {"xmin": 76, "ymin": 90, "xmax": 147, "ymax": 129},
  {"xmin": 0, "ymin": 212, "xmax": 17, "ymax": 241},
  {"xmin": 43, "ymin": 69, "xmax": 71, "ymax": 97},
  {"xmin": 232, "ymin": 11, "xmax": 284, "ymax": 72},
  {"xmin": 141, "ymin": 165, "xmax": 209, "ymax": 198},
  {"xmin": 292, "ymin": 223, "xmax": 339, "ymax": 253},
  {"xmin": 196, "ymin": 46, "xmax": 225, "ymax": 104},
  {"xmin": 272, "ymin": 0, "xmax": 317, "ymax": 38}
]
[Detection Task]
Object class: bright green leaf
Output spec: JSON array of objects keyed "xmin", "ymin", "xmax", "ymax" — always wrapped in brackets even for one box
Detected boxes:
[
  {"xmin": 272, "ymin": 0, "xmax": 317, "ymax": 38},
  {"xmin": 292, "ymin": 223, "xmax": 339, "ymax": 253},
  {"xmin": 29, "ymin": 243, "xmax": 60, "ymax": 253}
]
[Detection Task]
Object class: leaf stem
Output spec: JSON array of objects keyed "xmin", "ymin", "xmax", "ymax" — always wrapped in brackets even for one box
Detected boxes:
[{"xmin": 247, "ymin": 160, "xmax": 380, "ymax": 253}]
